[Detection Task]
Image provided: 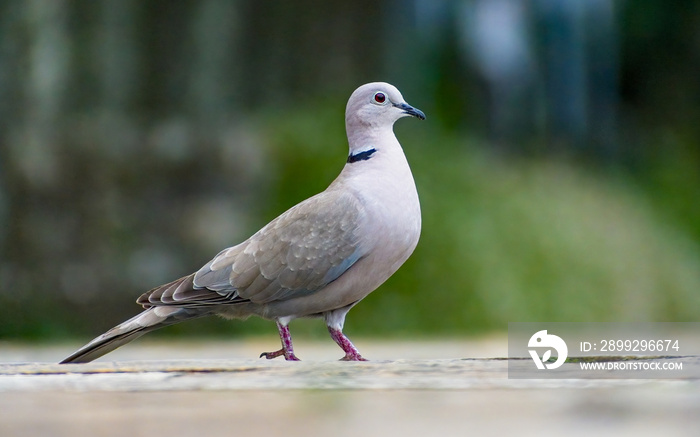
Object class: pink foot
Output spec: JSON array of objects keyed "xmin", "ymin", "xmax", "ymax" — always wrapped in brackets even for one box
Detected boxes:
[
  {"xmin": 328, "ymin": 327, "xmax": 368, "ymax": 361},
  {"xmin": 260, "ymin": 349, "xmax": 300, "ymax": 361},
  {"xmin": 261, "ymin": 320, "xmax": 301, "ymax": 361}
]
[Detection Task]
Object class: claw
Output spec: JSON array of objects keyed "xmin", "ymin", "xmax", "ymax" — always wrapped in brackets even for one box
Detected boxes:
[
  {"xmin": 340, "ymin": 352, "xmax": 368, "ymax": 361},
  {"xmin": 260, "ymin": 349, "xmax": 284, "ymax": 359},
  {"xmin": 260, "ymin": 349, "xmax": 300, "ymax": 361}
]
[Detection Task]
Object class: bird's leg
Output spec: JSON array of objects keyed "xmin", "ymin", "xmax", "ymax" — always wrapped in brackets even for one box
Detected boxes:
[
  {"xmin": 325, "ymin": 306, "xmax": 367, "ymax": 361},
  {"xmin": 260, "ymin": 320, "xmax": 300, "ymax": 361},
  {"xmin": 328, "ymin": 326, "xmax": 367, "ymax": 361}
]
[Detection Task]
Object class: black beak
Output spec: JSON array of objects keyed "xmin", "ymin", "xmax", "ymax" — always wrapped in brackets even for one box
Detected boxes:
[{"xmin": 393, "ymin": 102, "xmax": 426, "ymax": 120}]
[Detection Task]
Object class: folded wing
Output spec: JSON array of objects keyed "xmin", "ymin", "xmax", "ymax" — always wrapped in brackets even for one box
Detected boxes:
[{"xmin": 137, "ymin": 189, "xmax": 368, "ymax": 308}]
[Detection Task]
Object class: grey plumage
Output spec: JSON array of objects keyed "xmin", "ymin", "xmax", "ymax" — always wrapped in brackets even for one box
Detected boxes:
[{"xmin": 60, "ymin": 82, "xmax": 424, "ymax": 364}]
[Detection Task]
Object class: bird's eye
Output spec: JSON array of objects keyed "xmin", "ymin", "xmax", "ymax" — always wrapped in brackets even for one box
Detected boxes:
[{"xmin": 373, "ymin": 92, "xmax": 386, "ymax": 104}]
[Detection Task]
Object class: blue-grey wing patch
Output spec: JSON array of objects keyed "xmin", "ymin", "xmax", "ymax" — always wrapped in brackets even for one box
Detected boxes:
[{"xmin": 189, "ymin": 189, "xmax": 368, "ymax": 305}]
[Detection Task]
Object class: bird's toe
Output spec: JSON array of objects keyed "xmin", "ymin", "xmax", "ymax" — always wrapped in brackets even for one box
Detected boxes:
[{"xmin": 340, "ymin": 352, "xmax": 367, "ymax": 361}]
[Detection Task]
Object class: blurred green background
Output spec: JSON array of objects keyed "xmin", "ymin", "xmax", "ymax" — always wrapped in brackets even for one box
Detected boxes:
[{"xmin": 1, "ymin": 0, "xmax": 699, "ymax": 342}]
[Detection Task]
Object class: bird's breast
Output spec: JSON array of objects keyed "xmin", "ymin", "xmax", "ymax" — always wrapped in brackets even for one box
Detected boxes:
[{"xmin": 348, "ymin": 155, "xmax": 421, "ymax": 267}]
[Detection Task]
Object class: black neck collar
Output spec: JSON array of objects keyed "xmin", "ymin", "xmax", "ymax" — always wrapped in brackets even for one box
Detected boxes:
[{"xmin": 347, "ymin": 148, "xmax": 376, "ymax": 164}]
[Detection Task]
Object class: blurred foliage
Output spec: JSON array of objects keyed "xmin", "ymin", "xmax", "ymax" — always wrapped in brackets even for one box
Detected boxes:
[
  {"xmin": 1, "ymin": 0, "xmax": 700, "ymax": 342},
  {"xmin": 130, "ymin": 104, "xmax": 700, "ymax": 341},
  {"xmin": 3, "ymin": 101, "xmax": 700, "ymax": 342},
  {"xmin": 256, "ymin": 107, "xmax": 700, "ymax": 339}
]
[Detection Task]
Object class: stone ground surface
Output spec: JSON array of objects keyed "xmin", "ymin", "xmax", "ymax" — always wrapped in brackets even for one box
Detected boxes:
[{"xmin": 1, "ymin": 337, "xmax": 699, "ymax": 437}]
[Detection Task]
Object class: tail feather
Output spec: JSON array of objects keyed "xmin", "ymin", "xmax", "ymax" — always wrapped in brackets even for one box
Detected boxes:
[{"xmin": 59, "ymin": 306, "xmax": 208, "ymax": 364}]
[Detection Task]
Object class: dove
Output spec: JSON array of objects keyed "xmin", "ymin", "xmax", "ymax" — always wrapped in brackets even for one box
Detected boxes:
[{"xmin": 60, "ymin": 82, "xmax": 425, "ymax": 364}]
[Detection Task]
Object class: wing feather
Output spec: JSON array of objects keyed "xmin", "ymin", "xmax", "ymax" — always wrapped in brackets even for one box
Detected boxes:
[{"xmin": 139, "ymin": 189, "xmax": 368, "ymax": 308}]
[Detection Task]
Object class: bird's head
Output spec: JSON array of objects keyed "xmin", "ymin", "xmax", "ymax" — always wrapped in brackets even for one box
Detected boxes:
[{"xmin": 345, "ymin": 82, "xmax": 425, "ymax": 130}]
